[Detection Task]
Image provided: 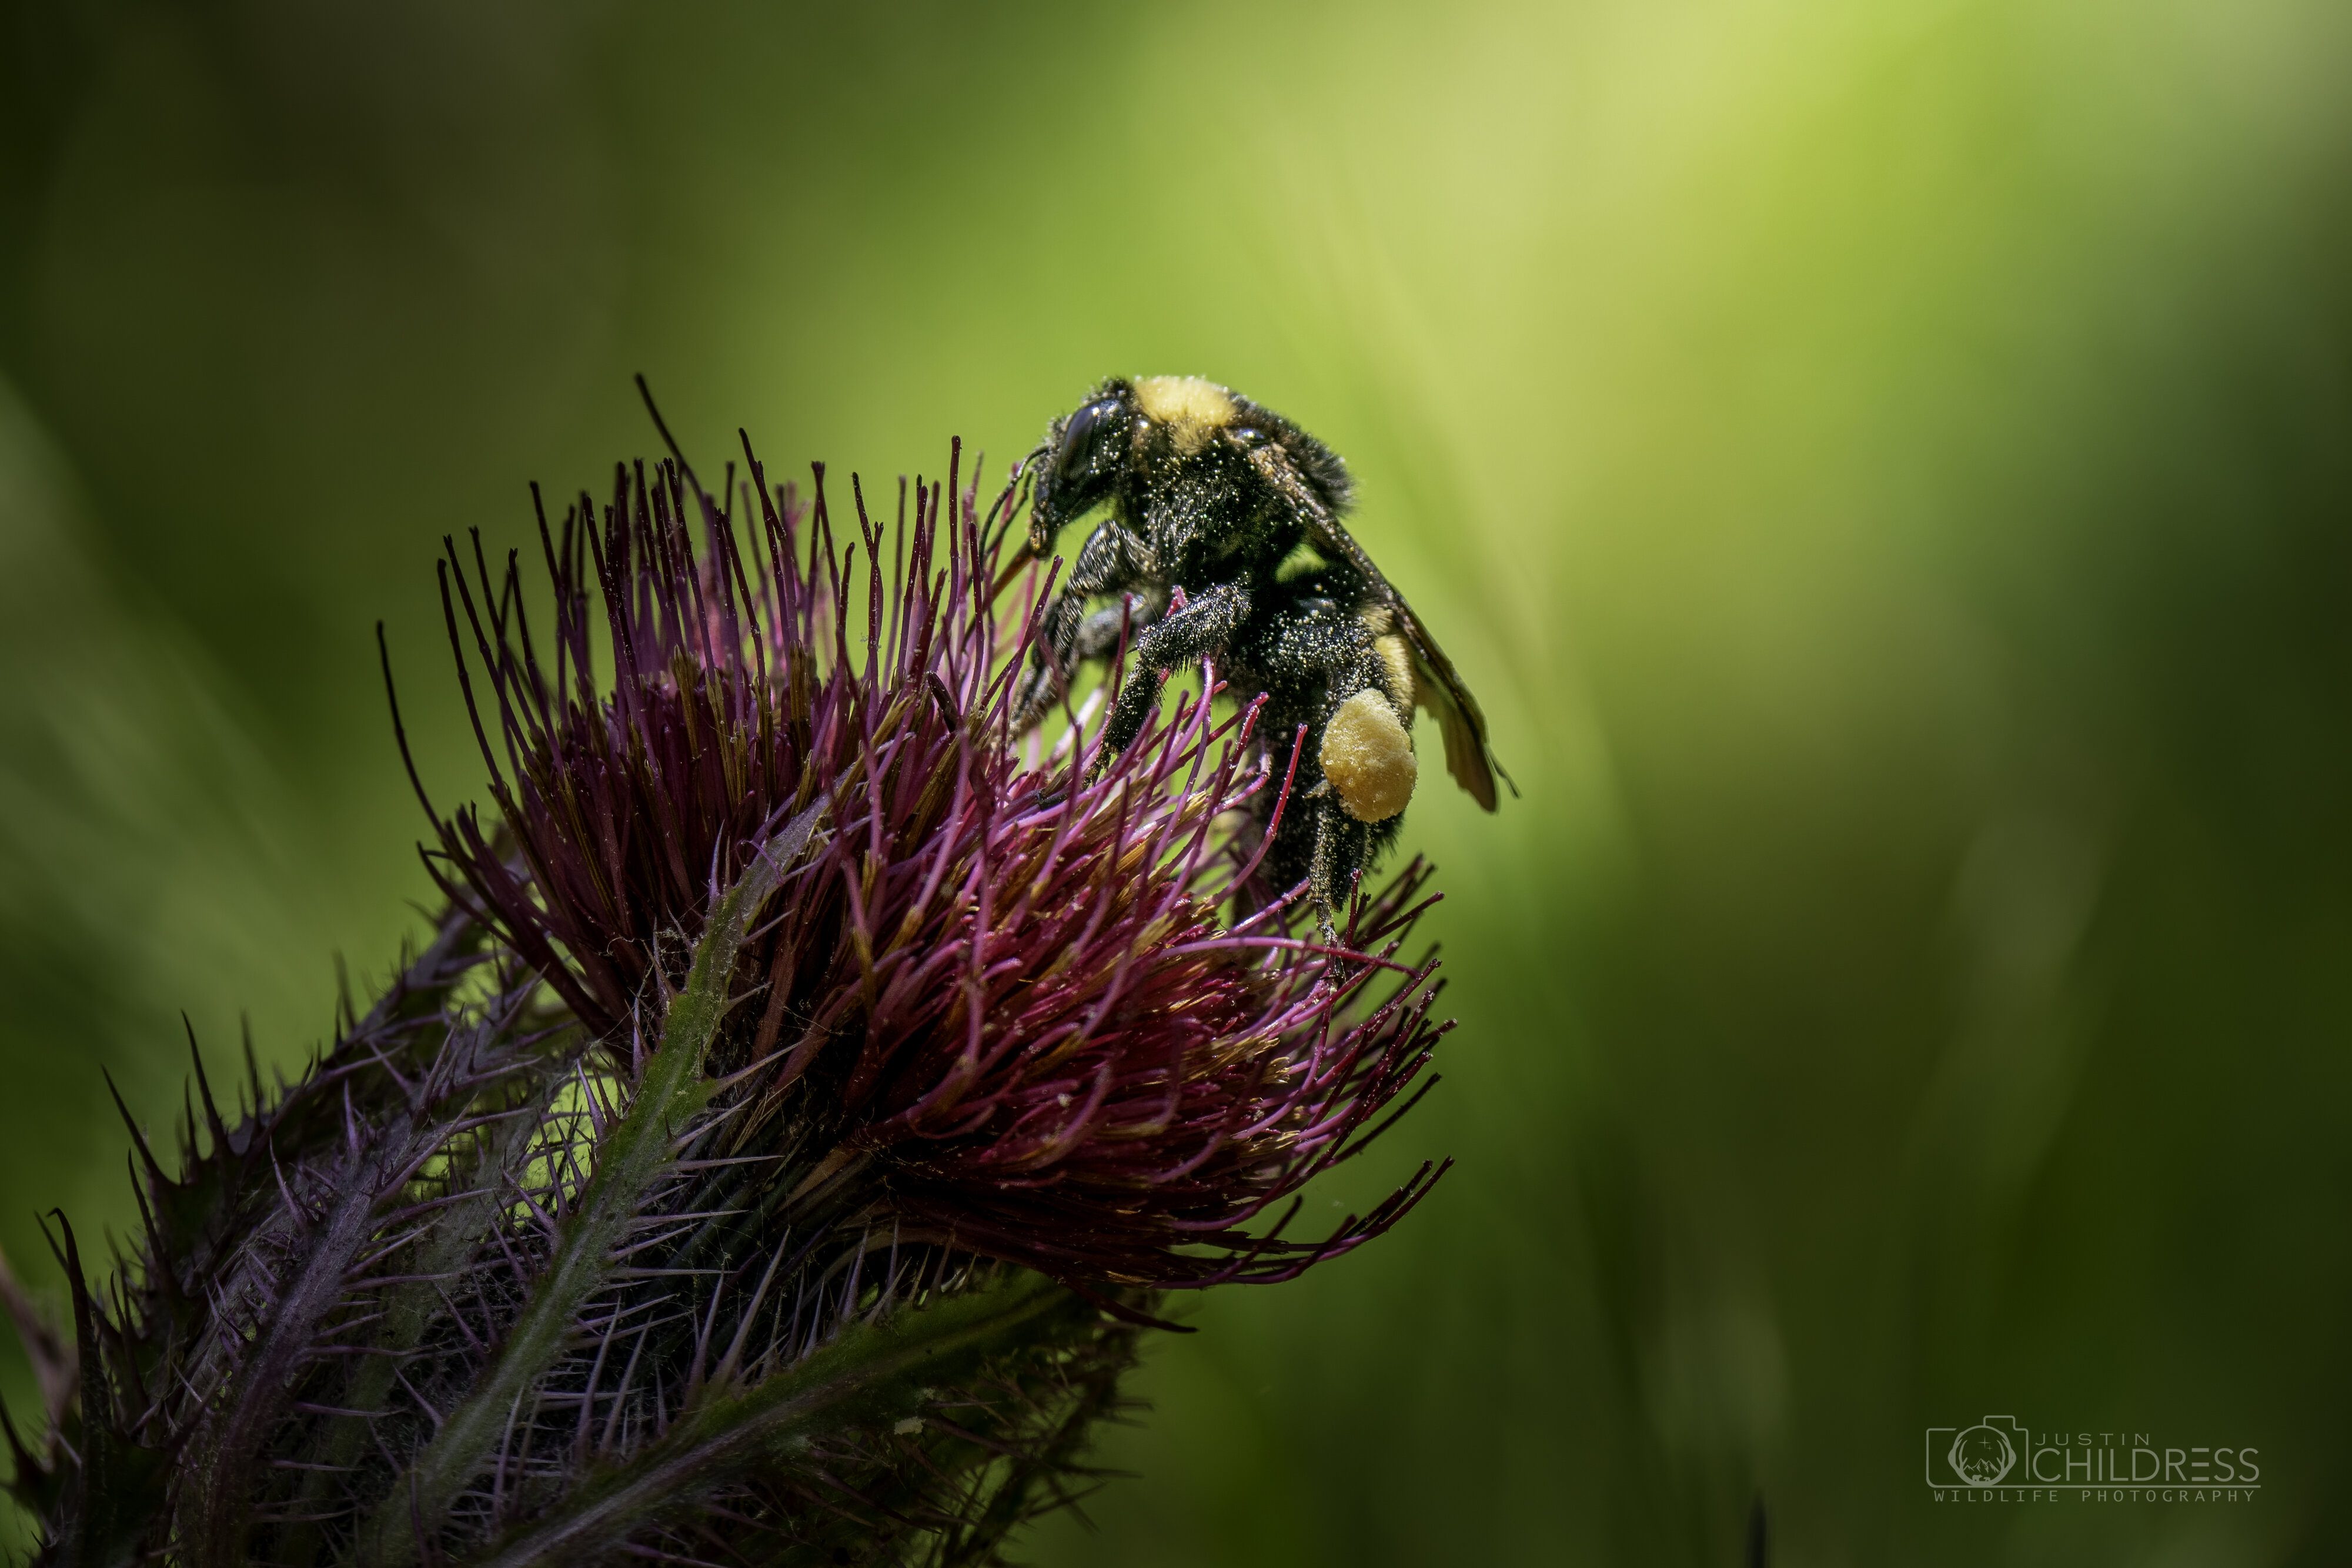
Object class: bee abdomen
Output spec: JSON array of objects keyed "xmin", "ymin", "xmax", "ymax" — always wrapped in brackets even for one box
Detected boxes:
[{"xmin": 1372, "ymin": 631, "xmax": 1416, "ymax": 716}]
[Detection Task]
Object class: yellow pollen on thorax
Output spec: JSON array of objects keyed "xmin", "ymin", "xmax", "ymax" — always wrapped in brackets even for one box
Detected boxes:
[{"xmin": 1133, "ymin": 375, "xmax": 1236, "ymax": 456}]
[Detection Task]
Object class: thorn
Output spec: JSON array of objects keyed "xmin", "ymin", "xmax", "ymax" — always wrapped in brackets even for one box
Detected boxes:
[
  {"xmin": 101, "ymin": 1069, "xmax": 169, "ymax": 1188},
  {"xmin": 186, "ymin": 1015, "xmax": 230, "ymax": 1151}
]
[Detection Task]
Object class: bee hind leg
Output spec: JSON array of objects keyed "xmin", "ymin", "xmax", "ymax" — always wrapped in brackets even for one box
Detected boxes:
[
  {"xmin": 1305, "ymin": 792, "xmax": 1405, "ymax": 949},
  {"xmin": 1309, "ymin": 800, "xmax": 1345, "ymax": 945}
]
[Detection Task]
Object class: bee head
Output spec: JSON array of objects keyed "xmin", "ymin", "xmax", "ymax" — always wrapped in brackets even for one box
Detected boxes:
[{"xmin": 1030, "ymin": 387, "xmax": 1132, "ymax": 556}]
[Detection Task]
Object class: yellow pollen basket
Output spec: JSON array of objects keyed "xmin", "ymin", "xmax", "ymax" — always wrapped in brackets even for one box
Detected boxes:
[{"xmin": 1319, "ymin": 688, "xmax": 1417, "ymax": 823}]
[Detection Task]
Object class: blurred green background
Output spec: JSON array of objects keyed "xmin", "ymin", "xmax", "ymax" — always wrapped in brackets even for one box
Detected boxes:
[{"xmin": 5, "ymin": 0, "xmax": 2351, "ymax": 1562}]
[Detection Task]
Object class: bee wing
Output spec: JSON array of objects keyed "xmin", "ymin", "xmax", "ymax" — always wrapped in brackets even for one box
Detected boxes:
[
  {"xmin": 1242, "ymin": 440, "xmax": 1512, "ymax": 812},
  {"xmin": 1398, "ymin": 600, "xmax": 1507, "ymax": 812}
]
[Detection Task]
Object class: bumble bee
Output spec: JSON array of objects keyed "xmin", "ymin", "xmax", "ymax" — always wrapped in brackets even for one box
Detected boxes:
[{"xmin": 1013, "ymin": 375, "xmax": 1509, "ymax": 932}]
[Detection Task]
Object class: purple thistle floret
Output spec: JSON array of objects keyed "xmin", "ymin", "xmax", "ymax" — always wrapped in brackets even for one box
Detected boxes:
[
  {"xmin": 425, "ymin": 436, "xmax": 1451, "ymax": 1292},
  {"xmin": 4, "ymin": 417, "xmax": 1459, "ymax": 1568}
]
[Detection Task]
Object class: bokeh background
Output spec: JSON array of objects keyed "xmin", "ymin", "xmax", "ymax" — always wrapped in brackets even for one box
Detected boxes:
[{"xmin": 5, "ymin": 1, "xmax": 2351, "ymax": 1562}]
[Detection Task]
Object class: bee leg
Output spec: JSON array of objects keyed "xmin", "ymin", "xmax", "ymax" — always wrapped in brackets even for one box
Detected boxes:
[
  {"xmin": 1096, "ymin": 581, "xmax": 1252, "ymax": 767},
  {"xmin": 1011, "ymin": 658, "xmax": 1063, "ymax": 734},
  {"xmin": 1014, "ymin": 523, "xmax": 1147, "ymax": 730},
  {"xmin": 1307, "ymin": 682, "xmax": 1408, "ymax": 946},
  {"xmin": 1073, "ymin": 591, "xmax": 1169, "ymax": 663},
  {"xmin": 1015, "ymin": 596, "xmax": 1169, "ymax": 731},
  {"xmin": 1309, "ymin": 799, "xmax": 1342, "ymax": 945}
]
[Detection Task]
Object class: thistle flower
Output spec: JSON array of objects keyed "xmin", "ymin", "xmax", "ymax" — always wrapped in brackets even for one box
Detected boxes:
[
  {"xmin": 6, "ymin": 419, "xmax": 1456, "ymax": 1567},
  {"xmin": 426, "ymin": 439, "xmax": 1449, "ymax": 1289}
]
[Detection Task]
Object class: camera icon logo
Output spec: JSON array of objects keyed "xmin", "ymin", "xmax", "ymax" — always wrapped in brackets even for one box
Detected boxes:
[{"xmin": 1924, "ymin": 1415, "xmax": 2027, "ymax": 1487}]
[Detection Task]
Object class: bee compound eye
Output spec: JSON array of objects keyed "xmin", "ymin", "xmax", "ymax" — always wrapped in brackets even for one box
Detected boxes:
[{"xmin": 1055, "ymin": 396, "xmax": 1126, "ymax": 480}]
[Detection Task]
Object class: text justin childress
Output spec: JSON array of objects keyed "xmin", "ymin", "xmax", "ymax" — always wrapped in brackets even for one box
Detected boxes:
[{"xmin": 2023, "ymin": 1434, "xmax": 2258, "ymax": 1486}]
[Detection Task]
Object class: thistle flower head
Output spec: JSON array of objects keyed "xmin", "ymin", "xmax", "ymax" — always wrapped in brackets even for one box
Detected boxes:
[
  {"xmin": 425, "ymin": 436, "xmax": 1450, "ymax": 1290},
  {"xmin": 10, "ymin": 414, "xmax": 1462, "ymax": 1568}
]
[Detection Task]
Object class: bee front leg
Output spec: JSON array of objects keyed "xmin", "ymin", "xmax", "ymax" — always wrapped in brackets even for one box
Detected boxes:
[
  {"xmin": 1095, "ymin": 581, "xmax": 1252, "ymax": 767},
  {"xmin": 1015, "ymin": 523, "xmax": 1146, "ymax": 730}
]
